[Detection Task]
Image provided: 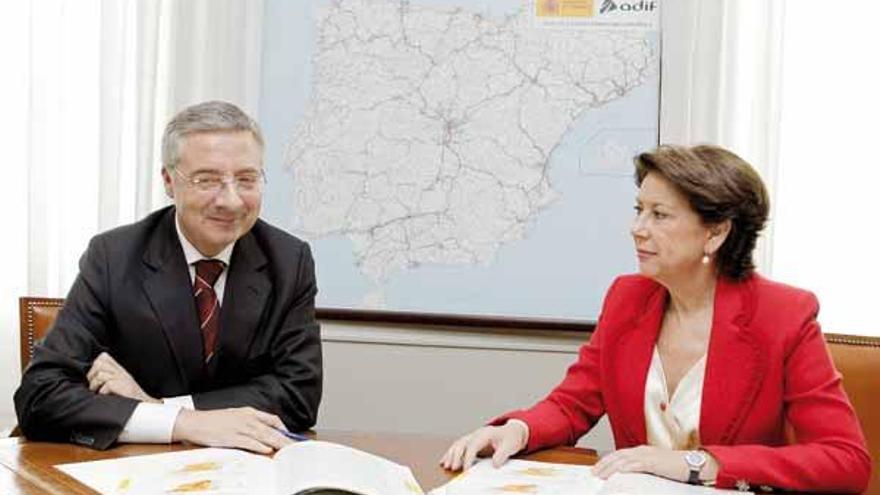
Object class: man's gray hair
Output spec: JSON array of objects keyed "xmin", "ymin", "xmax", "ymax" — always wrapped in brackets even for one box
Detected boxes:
[{"xmin": 161, "ymin": 100, "xmax": 264, "ymax": 169}]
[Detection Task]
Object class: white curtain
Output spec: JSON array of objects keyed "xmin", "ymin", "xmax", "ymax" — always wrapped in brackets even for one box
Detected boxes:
[
  {"xmin": 0, "ymin": 1, "xmax": 33, "ymax": 431},
  {"xmin": 661, "ymin": 0, "xmax": 878, "ymax": 336},
  {"xmin": 772, "ymin": 2, "xmax": 880, "ymax": 336},
  {"xmin": 660, "ymin": 0, "xmax": 786, "ymax": 273},
  {"xmin": 0, "ymin": 0, "xmax": 264, "ymax": 428}
]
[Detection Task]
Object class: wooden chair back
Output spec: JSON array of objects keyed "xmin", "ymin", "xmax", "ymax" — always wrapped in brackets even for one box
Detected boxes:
[
  {"xmin": 19, "ymin": 297, "xmax": 64, "ymax": 371},
  {"xmin": 825, "ymin": 333, "xmax": 880, "ymax": 493}
]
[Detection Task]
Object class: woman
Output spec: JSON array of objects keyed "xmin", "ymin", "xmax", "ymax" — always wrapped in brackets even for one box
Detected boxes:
[{"xmin": 440, "ymin": 145, "xmax": 871, "ymax": 492}]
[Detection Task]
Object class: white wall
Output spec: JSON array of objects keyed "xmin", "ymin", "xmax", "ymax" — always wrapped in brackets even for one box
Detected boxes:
[{"xmin": 318, "ymin": 322, "xmax": 615, "ymax": 452}]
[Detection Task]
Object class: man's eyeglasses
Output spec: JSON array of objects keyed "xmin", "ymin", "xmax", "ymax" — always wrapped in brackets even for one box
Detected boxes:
[{"xmin": 174, "ymin": 168, "xmax": 266, "ymax": 195}]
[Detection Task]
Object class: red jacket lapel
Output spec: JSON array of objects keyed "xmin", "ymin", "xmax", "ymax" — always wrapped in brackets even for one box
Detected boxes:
[
  {"xmin": 607, "ymin": 284, "xmax": 666, "ymax": 446},
  {"xmin": 606, "ymin": 275, "xmax": 768, "ymax": 447},
  {"xmin": 699, "ymin": 275, "xmax": 767, "ymax": 445}
]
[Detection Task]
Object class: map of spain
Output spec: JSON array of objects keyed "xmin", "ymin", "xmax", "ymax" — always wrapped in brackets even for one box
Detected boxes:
[{"xmin": 284, "ymin": 0, "xmax": 658, "ymax": 299}]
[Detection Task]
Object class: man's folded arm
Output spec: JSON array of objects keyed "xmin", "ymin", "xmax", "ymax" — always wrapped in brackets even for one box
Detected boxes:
[
  {"xmin": 15, "ymin": 238, "xmax": 141, "ymax": 449},
  {"xmin": 15, "ymin": 351, "xmax": 140, "ymax": 449}
]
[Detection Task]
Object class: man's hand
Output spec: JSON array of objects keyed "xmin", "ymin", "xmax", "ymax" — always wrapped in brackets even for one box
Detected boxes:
[
  {"xmin": 172, "ymin": 407, "xmax": 293, "ymax": 454},
  {"xmin": 86, "ymin": 352, "xmax": 159, "ymax": 403}
]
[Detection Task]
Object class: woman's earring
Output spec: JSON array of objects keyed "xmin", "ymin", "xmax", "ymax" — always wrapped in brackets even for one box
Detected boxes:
[{"xmin": 701, "ymin": 254, "xmax": 710, "ymax": 265}]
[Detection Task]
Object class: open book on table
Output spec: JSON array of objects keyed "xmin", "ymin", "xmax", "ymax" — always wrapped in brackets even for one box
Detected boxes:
[
  {"xmin": 430, "ymin": 459, "xmax": 752, "ymax": 495},
  {"xmin": 56, "ymin": 440, "xmax": 424, "ymax": 495}
]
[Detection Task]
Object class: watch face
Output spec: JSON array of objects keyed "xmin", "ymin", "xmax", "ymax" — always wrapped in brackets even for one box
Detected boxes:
[{"xmin": 685, "ymin": 450, "xmax": 707, "ymax": 468}]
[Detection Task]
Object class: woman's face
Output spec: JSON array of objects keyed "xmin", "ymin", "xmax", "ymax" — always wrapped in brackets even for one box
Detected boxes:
[{"xmin": 631, "ymin": 172, "xmax": 715, "ymax": 284}]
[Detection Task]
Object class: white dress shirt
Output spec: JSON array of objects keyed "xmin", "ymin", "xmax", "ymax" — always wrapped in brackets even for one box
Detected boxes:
[{"xmin": 117, "ymin": 216, "xmax": 235, "ymax": 443}]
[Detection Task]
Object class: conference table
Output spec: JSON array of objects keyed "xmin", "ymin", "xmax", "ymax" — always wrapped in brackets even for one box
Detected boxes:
[{"xmin": 0, "ymin": 430, "xmax": 598, "ymax": 494}]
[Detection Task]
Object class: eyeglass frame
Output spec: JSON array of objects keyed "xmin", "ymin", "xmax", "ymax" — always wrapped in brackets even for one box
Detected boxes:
[{"xmin": 172, "ymin": 167, "xmax": 267, "ymax": 195}]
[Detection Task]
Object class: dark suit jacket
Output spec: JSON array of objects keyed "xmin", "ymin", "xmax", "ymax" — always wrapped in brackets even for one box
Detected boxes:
[
  {"xmin": 495, "ymin": 274, "xmax": 871, "ymax": 493},
  {"xmin": 14, "ymin": 206, "xmax": 322, "ymax": 450}
]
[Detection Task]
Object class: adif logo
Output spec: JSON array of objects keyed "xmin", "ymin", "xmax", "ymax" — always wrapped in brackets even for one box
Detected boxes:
[{"xmin": 600, "ymin": 0, "xmax": 657, "ymax": 14}]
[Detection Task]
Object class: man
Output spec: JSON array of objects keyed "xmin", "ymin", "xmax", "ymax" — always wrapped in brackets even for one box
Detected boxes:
[{"xmin": 14, "ymin": 101, "xmax": 322, "ymax": 452}]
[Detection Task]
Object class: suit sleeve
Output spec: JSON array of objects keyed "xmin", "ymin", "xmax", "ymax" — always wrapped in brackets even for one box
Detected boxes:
[
  {"xmin": 703, "ymin": 292, "xmax": 872, "ymax": 493},
  {"xmin": 191, "ymin": 243, "xmax": 322, "ymax": 431},
  {"xmin": 490, "ymin": 278, "xmax": 620, "ymax": 452},
  {"xmin": 14, "ymin": 236, "xmax": 139, "ymax": 450}
]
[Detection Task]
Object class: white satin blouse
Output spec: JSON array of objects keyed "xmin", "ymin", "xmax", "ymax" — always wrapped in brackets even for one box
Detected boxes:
[{"xmin": 644, "ymin": 346, "xmax": 707, "ymax": 450}]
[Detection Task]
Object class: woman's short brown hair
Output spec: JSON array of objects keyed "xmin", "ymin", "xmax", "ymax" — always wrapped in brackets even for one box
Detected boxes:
[{"xmin": 634, "ymin": 144, "xmax": 769, "ymax": 280}]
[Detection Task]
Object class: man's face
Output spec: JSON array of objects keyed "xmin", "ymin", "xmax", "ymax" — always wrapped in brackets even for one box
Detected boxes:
[{"xmin": 162, "ymin": 130, "xmax": 263, "ymax": 257}]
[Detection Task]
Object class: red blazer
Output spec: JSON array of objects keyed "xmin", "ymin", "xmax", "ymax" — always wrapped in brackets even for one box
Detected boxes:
[{"xmin": 496, "ymin": 274, "xmax": 871, "ymax": 492}]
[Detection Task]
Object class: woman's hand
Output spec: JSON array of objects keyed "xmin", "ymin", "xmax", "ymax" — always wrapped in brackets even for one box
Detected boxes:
[
  {"xmin": 592, "ymin": 446, "xmax": 718, "ymax": 483},
  {"xmin": 439, "ymin": 421, "xmax": 529, "ymax": 471}
]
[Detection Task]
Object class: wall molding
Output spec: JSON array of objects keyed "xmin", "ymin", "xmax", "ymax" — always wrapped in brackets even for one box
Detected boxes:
[{"xmin": 321, "ymin": 321, "xmax": 589, "ymax": 354}]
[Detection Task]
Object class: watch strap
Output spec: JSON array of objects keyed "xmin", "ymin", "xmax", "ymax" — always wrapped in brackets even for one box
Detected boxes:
[{"xmin": 687, "ymin": 468, "xmax": 701, "ymax": 485}]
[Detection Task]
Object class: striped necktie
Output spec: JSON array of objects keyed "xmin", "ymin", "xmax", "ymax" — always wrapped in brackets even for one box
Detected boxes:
[{"xmin": 194, "ymin": 259, "xmax": 225, "ymax": 363}]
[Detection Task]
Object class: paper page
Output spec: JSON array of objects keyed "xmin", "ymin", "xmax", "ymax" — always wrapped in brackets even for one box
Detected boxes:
[
  {"xmin": 273, "ymin": 441, "xmax": 423, "ymax": 495},
  {"xmin": 56, "ymin": 448, "xmax": 275, "ymax": 494},
  {"xmin": 601, "ymin": 472, "xmax": 753, "ymax": 495},
  {"xmin": 429, "ymin": 459, "xmax": 603, "ymax": 495}
]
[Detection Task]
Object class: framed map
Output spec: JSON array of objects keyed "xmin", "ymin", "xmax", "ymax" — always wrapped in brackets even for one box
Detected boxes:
[{"xmin": 259, "ymin": 0, "xmax": 660, "ymax": 324}]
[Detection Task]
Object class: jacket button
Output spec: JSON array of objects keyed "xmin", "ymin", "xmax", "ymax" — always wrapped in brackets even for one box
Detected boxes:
[{"xmin": 70, "ymin": 432, "xmax": 95, "ymax": 446}]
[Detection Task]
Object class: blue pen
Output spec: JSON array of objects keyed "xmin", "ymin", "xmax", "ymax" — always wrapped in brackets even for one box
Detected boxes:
[{"xmin": 277, "ymin": 429, "xmax": 310, "ymax": 442}]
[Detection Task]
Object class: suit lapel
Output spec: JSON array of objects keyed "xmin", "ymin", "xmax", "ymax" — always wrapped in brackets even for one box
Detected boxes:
[
  {"xmin": 216, "ymin": 231, "xmax": 271, "ymax": 366},
  {"xmin": 141, "ymin": 209, "xmax": 205, "ymax": 388},
  {"xmin": 609, "ymin": 284, "xmax": 666, "ymax": 446},
  {"xmin": 700, "ymin": 276, "xmax": 766, "ymax": 445}
]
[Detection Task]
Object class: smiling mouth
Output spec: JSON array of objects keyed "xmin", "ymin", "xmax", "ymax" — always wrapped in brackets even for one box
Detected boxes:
[{"xmin": 208, "ymin": 217, "xmax": 237, "ymax": 225}]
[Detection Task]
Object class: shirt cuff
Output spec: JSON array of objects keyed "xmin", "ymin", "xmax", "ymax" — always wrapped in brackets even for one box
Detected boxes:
[
  {"xmin": 163, "ymin": 395, "xmax": 195, "ymax": 410},
  {"xmin": 117, "ymin": 402, "xmax": 182, "ymax": 444}
]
